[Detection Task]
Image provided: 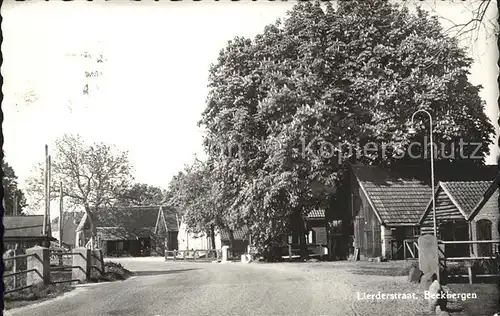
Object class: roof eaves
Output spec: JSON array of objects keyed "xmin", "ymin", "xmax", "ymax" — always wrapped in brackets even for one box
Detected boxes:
[
  {"xmin": 419, "ymin": 182, "xmax": 443, "ymax": 224},
  {"xmin": 357, "ymin": 180, "xmax": 384, "ymax": 225}
]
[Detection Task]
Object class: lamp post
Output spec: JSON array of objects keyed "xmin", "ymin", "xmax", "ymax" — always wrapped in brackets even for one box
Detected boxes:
[{"xmin": 408, "ymin": 109, "xmax": 437, "ymax": 237}]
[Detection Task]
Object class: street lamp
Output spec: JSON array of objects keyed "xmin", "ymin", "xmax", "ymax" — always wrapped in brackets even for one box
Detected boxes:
[{"xmin": 409, "ymin": 109, "xmax": 437, "ymax": 237}]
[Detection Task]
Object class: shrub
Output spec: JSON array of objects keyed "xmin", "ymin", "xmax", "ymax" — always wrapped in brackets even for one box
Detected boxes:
[{"xmin": 89, "ymin": 261, "xmax": 133, "ymax": 282}]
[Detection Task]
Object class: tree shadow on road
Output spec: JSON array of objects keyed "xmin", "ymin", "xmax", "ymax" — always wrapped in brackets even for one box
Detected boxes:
[{"xmin": 133, "ymin": 268, "xmax": 199, "ymax": 276}]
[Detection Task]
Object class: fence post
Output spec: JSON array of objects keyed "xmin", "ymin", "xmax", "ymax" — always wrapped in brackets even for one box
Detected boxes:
[
  {"xmin": 288, "ymin": 244, "xmax": 292, "ymax": 261},
  {"xmin": 221, "ymin": 246, "xmax": 229, "ymax": 263},
  {"xmin": 91, "ymin": 249, "xmax": 104, "ymax": 276},
  {"xmin": 26, "ymin": 246, "xmax": 50, "ymax": 285},
  {"xmin": 72, "ymin": 247, "xmax": 91, "ymax": 282},
  {"xmin": 13, "ymin": 255, "xmax": 17, "ymax": 289}
]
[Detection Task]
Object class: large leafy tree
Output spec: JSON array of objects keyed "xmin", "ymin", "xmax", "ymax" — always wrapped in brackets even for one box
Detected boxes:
[
  {"xmin": 167, "ymin": 159, "xmax": 233, "ymax": 249},
  {"xmin": 199, "ymin": 1, "xmax": 494, "ymax": 258},
  {"xmin": 26, "ymin": 134, "xmax": 134, "ymax": 246},
  {"xmin": 2, "ymin": 159, "xmax": 28, "ymax": 215},
  {"xmin": 115, "ymin": 183, "xmax": 167, "ymax": 207}
]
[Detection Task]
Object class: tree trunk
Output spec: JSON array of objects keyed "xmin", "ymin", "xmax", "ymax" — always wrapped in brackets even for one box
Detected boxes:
[
  {"xmin": 292, "ymin": 210, "xmax": 308, "ymax": 260},
  {"xmin": 84, "ymin": 204, "xmax": 97, "ymax": 250},
  {"xmin": 229, "ymin": 229, "xmax": 235, "ymax": 258},
  {"xmin": 210, "ymin": 225, "xmax": 216, "ymax": 250}
]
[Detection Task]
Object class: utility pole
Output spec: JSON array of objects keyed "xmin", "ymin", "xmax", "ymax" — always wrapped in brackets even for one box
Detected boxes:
[
  {"xmin": 59, "ymin": 182, "xmax": 63, "ymax": 247},
  {"xmin": 43, "ymin": 145, "xmax": 48, "ymax": 236},
  {"xmin": 47, "ymin": 155, "xmax": 52, "ymax": 238},
  {"xmin": 13, "ymin": 194, "xmax": 18, "ymax": 216}
]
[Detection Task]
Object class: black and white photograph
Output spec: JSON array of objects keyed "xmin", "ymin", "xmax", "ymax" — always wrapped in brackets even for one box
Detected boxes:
[{"xmin": 1, "ymin": 0, "xmax": 499, "ymax": 315}]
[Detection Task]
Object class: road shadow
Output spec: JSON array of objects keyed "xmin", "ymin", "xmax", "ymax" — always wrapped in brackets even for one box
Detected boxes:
[
  {"xmin": 348, "ymin": 268, "xmax": 407, "ymax": 277},
  {"xmin": 133, "ymin": 268, "xmax": 199, "ymax": 276}
]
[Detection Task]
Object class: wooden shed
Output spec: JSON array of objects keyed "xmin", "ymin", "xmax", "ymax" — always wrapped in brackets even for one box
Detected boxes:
[{"xmin": 419, "ymin": 180, "xmax": 499, "ymax": 257}]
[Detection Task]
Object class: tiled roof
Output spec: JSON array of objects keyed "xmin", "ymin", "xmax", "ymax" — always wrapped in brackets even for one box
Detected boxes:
[
  {"xmin": 468, "ymin": 174, "xmax": 500, "ymax": 221},
  {"xmin": 161, "ymin": 206, "xmax": 180, "ymax": 232},
  {"xmin": 97, "ymin": 227, "xmax": 153, "ymax": 240},
  {"xmin": 94, "ymin": 206, "xmax": 160, "ymax": 229},
  {"xmin": 440, "ymin": 181, "xmax": 493, "ymax": 218},
  {"xmin": 4, "ymin": 216, "xmax": 45, "ymax": 238},
  {"xmin": 352, "ymin": 165, "xmax": 433, "ymax": 225},
  {"xmin": 307, "ymin": 209, "xmax": 325, "ymax": 218},
  {"xmin": 220, "ymin": 227, "xmax": 249, "ymax": 241}
]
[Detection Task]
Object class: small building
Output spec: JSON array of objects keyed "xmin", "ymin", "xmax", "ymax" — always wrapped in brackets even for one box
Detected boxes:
[
  {"xmin": 468, "ymin": 176, "xmax": 500, "ymax": 256},
  {"xmin": 76, "ymin": 205, "xmax": 179, "ymax": 257},
  {"xmin": 177, "ymin": 224, "xmax": 249, "ymax": 253},
  {"xmin": 420, "ymin": 178, "xmax": 500, "ymax": 257},
  {"xmin": 349, "ymin": 165, "xmax": 430, "ymax": 260},
  {"xmin": 51, "ymin": 212, "xmax": 85, "ymax": 249},
  {"xmin": 4, "ymin": 215, "xmax": 55, "ymax": 250}
]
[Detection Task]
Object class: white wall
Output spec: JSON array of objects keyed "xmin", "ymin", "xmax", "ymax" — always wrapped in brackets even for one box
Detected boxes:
[{"xmin": 177, "ymin": 222, "xmax": 221, "ymax": 250}]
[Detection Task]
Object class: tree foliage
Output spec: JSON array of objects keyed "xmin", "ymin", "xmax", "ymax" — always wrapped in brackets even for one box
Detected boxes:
[
  {"xmin": 26, "ymin": 134, "xmax": 134, "ymax": 241},
  {"xmin": 115, "ymin": 183, "xmax": 167, "ymax": 207},
  {"xmin": 2, "ymin": 159, "xmax": 28, "ymax": 215},
  {"xmin": 177, "ymin": 1, "xmax": 495, "ymax": 253}
]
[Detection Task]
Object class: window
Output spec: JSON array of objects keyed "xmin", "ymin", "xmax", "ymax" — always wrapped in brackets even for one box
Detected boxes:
[
  {"xmin": 117, "ymin": 241, "xmax": 124, "ymax": 251},
  {"xmin": 476, "ymin": 219, "xmax": 493, "ymax": 256}
]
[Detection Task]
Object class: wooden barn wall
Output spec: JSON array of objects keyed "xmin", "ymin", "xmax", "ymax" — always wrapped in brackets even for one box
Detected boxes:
[
  {"xmin": 353, "ymin": 186, "xmax": 382, "ymax": 258},
  {"xmin": 420, "ymin": 190, "xmax": 466, "ymax": 237}
]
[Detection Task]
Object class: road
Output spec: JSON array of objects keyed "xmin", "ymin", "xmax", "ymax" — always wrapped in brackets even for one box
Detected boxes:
[{"xmin": 7, "ymin": 258, "xmax": 359, "ymax": 316}]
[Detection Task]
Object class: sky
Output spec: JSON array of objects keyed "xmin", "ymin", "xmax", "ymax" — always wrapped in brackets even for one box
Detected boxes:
[{"xmin": 2, "ymin": 0, "xmax": 499, "ymax": 217}]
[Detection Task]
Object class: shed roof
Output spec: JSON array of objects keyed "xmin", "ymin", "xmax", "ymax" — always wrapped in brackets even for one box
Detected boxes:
[
  {"xmin": 220, "ymin": 227, "xmax": 249, "ymax": 241},
  {"xmin": 97, "ymin": 227, "xmax": 153, "ymax": 240},
  {"xmin": 161, "ymin": 206, "xmax": 180, "ymax": 232},
  {"xmin": 95, "ymin": 206, "xmax": 160, "ymax": 229},
  {"xmin": 306, "ymin": 209, "xmax": 325, "ymax": 219},
  {"xmin": 441, "ymin": 181, "xmax": 492, "ymax": 219},
  {"xmin": 76, "ymin": 206, "xmax": 166, "ymax": 234},
  {"xmin": 352, "ymin": 165, "xmax": 432, "ymax": 226},
  {"xmin": 4, "ymin": 215, "xmax": 45, "ymax": 238}
]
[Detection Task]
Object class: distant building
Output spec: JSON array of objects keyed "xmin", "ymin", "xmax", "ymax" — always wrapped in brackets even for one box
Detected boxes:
[
  {"xmin": 76, "ymin": 205, "xmax": 179, "ymax": 257},
  {"xmin": 4, "ymin": 215, "xmax": 56, "ymax": 250},
  {"xmin": 51, "ymin": 212, "xmax": 85, "ymax": 249},
  {"xmin": 177, "ymin": 223, "xmax": 249, "ymax": 253}
]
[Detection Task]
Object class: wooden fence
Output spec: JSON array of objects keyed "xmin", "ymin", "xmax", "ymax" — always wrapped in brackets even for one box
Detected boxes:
[
  {"xmin": 165, "ymin": 249, "xmax": 221, "ymax": 262},
  {"xmin": 49, "ymin": 249, "xmax": 85, "ymax": 285},
  {"xmin": 3, "ymin": 253, "xmax": 39, "ymax": 294},
  {"xmin": 403, "ymin": 239, "xmax": 419, "ymax": 260},
  {"xmin": 438, "ymin": 240, "xmax": 500, "ymax": 284},
  {"xmin": 3, "ymin": 247, "xmax": 103, "ymax": 294},
  {"xmin": 164, "ymin": 248, "xmax": 249, "ymax": 262}
]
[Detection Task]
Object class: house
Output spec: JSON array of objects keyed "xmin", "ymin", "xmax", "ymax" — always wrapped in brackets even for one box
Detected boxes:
[
  {"xmin": 344, "ymin": 163, "xmax": 498, "ymax": 260},
  {"xmin": 286, "ymin": 209, "xmax": 331, "ymax": 257},
  {"xmin": 4, "ymin": 215, "xmax": 56, "ymax": 250},
  {"xmin": 50, "ymin": 211, "xmax": 85, "ymax": 249},
  {"xmin": 76, "ymin": 205, "xmax": 179, "ymax": 257},
  {"xmin": 177, "ymin": 224, "xmax": 249, "ymax": 252},
  {"xmin": 420, "ymin": 177, "xmax": 500, "ymax": 257}
]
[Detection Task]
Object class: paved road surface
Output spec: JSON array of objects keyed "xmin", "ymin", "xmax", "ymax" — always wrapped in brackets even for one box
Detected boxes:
[{"xmin": 8, "ymin": 258, "xmax": 359, "ymax": 316}]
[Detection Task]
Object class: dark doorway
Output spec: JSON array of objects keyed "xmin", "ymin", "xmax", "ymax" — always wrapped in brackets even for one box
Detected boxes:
[
  {"xmin": 476, "ymin": 219, "xmax": 493, "ymax": 256},
  {"xmin": 440, "ymin": 221, "xmax": 470, "ymax": 257}
]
